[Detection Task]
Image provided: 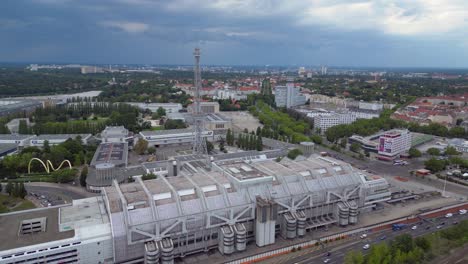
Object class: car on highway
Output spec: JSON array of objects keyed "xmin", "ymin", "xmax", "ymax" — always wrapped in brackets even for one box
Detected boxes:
[
  {"xmin": 323, "ymin": 259, "xmax": 331, "ymax": 263},
  {"xmin": 360, "ymin": 234, "xmax": 367, "ymax": 239},
  {"xmin": 453, "ymin": 221, "xmax": 459, "ymax": 225},
  {"xmin": 411, "ymin": 225, "xmax": 417, "ymax": 230},
  {"xmin": 379, "ymin": 235, "xmax": 387, "ymax": 240},
  {"xmin": 425, "ymin": 226, "xmax": 431, "ymax": 230},
  {"xmin": 459, "ymin": 209, "xmax": 467, "ymax": 215},
  {"xmin": 436, "ymin": 225, "xmax": 442, "ymax": 229},
  {"xmin": 363, "ymin": 244, "xmax": 370, "ymax": 250},
  {"xmin": 445, "ymin": 213, "xmax": 453, "ymax": 218}
]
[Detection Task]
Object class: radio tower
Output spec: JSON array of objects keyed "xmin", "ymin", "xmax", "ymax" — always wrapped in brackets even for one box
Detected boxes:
[{"xmin": 192, "ymin": 48, "xmax": 209, "ymax": 160}]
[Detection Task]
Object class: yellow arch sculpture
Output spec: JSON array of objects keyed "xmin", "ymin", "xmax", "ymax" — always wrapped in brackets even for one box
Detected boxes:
[{"xmin": 28, "ymin": 158, "xmax": 72, "ymax": 174}]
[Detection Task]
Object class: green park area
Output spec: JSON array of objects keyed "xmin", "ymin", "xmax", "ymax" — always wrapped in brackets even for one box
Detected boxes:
[{"xmin": 0, "ymin": 193, "xmax": 36, "ymax": 214}]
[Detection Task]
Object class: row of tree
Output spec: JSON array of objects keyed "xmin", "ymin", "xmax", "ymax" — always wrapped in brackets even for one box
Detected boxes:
[{"xmin": 235, "ymin": 133, "xmax": 263, "ymax": 151}]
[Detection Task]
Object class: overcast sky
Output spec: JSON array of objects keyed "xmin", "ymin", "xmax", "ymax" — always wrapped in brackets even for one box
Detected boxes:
[{"xmin": 1, "ymin": 0, "xmax": 468, "ymax": 67}]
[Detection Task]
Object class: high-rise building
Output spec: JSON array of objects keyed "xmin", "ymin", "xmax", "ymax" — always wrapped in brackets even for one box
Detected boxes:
[
  {"xmin": 320, "ymin": 65, "xmax": 328, "ymax": 75},
  {"xmin": 377, "ymin": 129, "xmax": 411, "ymax": 160},
  {"xmin": 274, "ymin": 83, "xmax": 306, "ymax": 108}
]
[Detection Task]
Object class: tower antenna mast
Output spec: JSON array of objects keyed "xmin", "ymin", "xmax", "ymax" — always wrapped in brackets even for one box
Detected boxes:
[{"xmin": 192, "ymin": 48, "xmax": 209, "ymax": 163}]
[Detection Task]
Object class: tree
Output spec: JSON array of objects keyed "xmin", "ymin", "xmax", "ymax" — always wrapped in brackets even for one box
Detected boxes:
[
  {"xmin": 350, "ymin": 142, "xmax": 361, "ymax": 153},
  {"xmin": 256, "ymin": 127, "xmax": 262, "ymax": 136},
  {"xmin": 43, "ymin": 140, "xmax": 51, "ymax": 153},
  {"xmin": 256, "ymin": 135, "xmax": 263, "ymax": 151},
  {"xmin": 156, "ymin": 107, "xmax": 166, "ymax": 118},
  {"xmin": 287, "ymin": 149, "xmax": 303, "ymax": 160},
  {"xmin": 206, "ymin": 140, "xmax": 214, "ymax": 153},
  {"xmin": 344, "ymin": 251, "xmax": 364, "ymax": 264},
  {"xmin": 414, "ymin": 237, "xmax": 431, "ymax": 252},
  {"xmin": 311, "ymin": 134, "xmax": 322, "ymax": 145},
  {"xmin": 18, "ymin": 182, "xmax": 27, "ymax": 199},
  {"xmin": 226, "ymin": 129, "xmax": 234, "ymax": 146},
  {"xmin": 444, "ymin": 146, "xmax": 460, "ymax": 156},
  {"xmin": 147, "ymin": 147, "xmax": 156, "ymax": 155},
  {"xmin": 340, "ymin": 138, "xmax": 348, "ymax": 148},
  {"xmin": 5, "ymin": 182, "xmax": 13, "ymax": 196},
  {"xmin": 164, "ymin": 119, "xmax": 187, "ymax": 129},
  {"xmin": 409, "ymin": 148, "xmax": 422, "ymax": 158},
  {"xmin": 424, "ymin": 157, "xmax": 446, "ymax": 172},
  {"xmin": 219, "ymin": 138, "xmax": 225, "ymax": 151},
  {"xmin": 80, "ymin": 166, "xmax": 88, "ymax": 187},
  {"xmin": 18, "ymin": 120, "xmax": 29, "ymax": 134},
  {"xmin": 52, "ymin": 169, "xmax": 77, "ymax": 183},
  {"xmin": 134, "ymin": 139, "xmax": 149, "ymax": 155},
  {"xmin": 427, "ymin": 148, "xmax": 441, "ymax": 156}
]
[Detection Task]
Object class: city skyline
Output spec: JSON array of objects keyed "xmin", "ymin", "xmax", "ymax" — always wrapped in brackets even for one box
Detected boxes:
[{"xmin": 1, "ymin": 1, "xmax": 468, "ymax": 67}]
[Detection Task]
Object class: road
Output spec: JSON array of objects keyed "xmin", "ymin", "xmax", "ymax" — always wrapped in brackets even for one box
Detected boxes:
[
  {"xmin": 285, "ymin": 212, "xmax": 468, "ymax": 264},
  {"xmin": 316, "ymin": 145, "xmax": 468, "ymax": 200},
  {"xmin": 25, "ymin": 182, "xmax": 97, "ymax": 207}
]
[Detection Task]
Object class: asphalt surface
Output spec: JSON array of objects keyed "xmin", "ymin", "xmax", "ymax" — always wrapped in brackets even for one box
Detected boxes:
[
  {"xmin": 25, "ymin": 184, "xmax": 95, "ymax": 207},
  {"xmin": 286, "ymin": 212, "xmax": 468, "ymax": 264}
]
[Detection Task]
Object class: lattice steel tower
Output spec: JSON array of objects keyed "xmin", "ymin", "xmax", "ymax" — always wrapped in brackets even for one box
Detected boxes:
[{"xmin": 192, "ymin": 48, "xmax": 209, "ymax": 158}]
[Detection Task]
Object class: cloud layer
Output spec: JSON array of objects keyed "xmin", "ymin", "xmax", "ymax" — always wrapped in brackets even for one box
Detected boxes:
[{"xmin": 0, "ymin": 0, "xmax": 467, "ymax": 67}]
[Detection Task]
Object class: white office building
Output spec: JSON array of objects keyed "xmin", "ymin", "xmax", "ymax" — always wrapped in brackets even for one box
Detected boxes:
[
  {"xmin": 275, "ymin": 83, "xmax": 307, "ymax": 108},
  {"xmin": 314, "ymin": 113, "xmax": 357, "ymax": 133},
  {"xmin": 377, "ymin": 129, "xmax": 411, "ymax": 160}
]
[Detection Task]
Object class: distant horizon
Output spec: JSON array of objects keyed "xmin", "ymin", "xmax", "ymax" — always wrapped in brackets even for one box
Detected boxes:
[{"xmin": 2, "ymin": 61, "xmax": 468, "ymax": 72}]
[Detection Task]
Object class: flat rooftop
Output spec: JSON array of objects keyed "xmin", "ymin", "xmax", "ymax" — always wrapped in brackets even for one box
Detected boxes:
[
  {"xmin": 205, "ymin": 113, "xmax": 231, "ymax": 122},
  {"xmin": 90, "ymin": 142, "xmax": 128, "ymax": 167},
  {"xmin": 0, "ymin": 134, "xmax": 34, "ymax": 141},
  {"xmin": 140, "ymin": 128, "xmax": 196, "ymax": 136},
  {"xmin": 35, "ymin": 134, "xmax": 91, "ymax": 140},
  {"xmin": 0, "ymin": 207, "xmax": 74, "ymax": 251},
  {"xmin": 0, "ymin": 143, "xmax": 18, "ymax": 154}
]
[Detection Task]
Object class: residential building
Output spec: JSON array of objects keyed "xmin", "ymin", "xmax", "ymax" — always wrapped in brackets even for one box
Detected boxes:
[
  {"xmin": 314, "ymin": 113, "xmax": 357, "ymax": 133},
  {"xmin": 377, "ymin": 129, "xmax": 411, "ymax": 160}
]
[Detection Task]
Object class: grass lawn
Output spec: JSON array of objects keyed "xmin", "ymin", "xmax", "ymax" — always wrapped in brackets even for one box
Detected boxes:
[
  {"xmin": 0, "ymin": 194, "xmax": 36, "ymax": 214},
  {"xmin": 143, "ymin": 126, "xmax": 164, "ymax": 131}
]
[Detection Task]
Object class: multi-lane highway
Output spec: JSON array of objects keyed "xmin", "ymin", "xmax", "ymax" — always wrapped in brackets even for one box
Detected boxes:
[{"xmin": 286, "ymin": 211, "xmax": 468, "ymax": 264}]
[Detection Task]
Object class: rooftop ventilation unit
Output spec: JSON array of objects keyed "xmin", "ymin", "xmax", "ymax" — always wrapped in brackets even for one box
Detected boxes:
[{"xmin": 19, "ymin": 217, "xmax": 47, "ymax": 235}]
